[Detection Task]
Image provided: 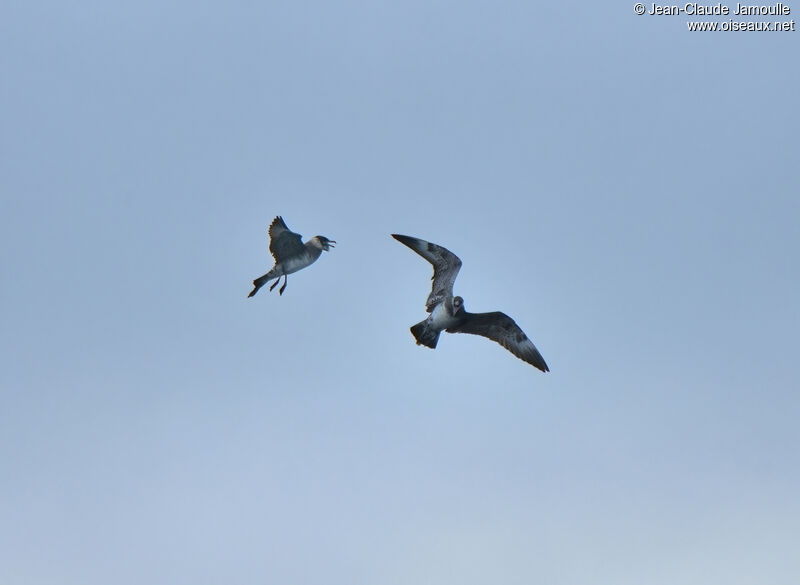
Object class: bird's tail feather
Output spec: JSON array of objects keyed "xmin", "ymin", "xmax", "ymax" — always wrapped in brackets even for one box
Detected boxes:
[
  {"xmin": 248, "ymin": 270, "xmax": 277, "ymax": 298},
  {"xmin": 410, "ymin": 320, "xmax": 440, "ymax": 349}
]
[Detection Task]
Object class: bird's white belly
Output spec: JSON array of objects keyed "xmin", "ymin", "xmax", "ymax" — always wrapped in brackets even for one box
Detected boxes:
[
  {"xmin": 281, "ymin": 254, "xmax": 313, "ymax": 275},
  {"xmin": 429, "ymin": 301, "xmax": 458, "ymax": 329}
]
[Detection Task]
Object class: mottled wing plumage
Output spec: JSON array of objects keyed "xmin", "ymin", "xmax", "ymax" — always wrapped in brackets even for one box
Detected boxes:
[
  {"xmin": 448, "ymin": 311, "xmax": 549, "ymax": 372},
  {"xmin": 391, "ymin": 234, "xmax": 463, "ymax": 312},
  {"xmin": 268, "ymin": 216, "xmax": 304, "ymax": 262}
]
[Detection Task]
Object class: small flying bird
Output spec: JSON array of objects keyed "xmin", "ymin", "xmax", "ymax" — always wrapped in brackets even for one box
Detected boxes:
[
  {"xmin": 248, "ymin": 216, "xmax": 335, "ymax": 297},
  {"xmin": 392, "ymin": 234, "xmax": 549, "ymax": 372}
]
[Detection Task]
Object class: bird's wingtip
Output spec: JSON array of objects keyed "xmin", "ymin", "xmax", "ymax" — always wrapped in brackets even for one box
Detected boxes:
[{"xmin": 391, "ymin": 234, "xmax": 415, "ymax": 245}]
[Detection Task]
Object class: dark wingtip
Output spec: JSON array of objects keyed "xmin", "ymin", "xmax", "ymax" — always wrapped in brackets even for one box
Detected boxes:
[{"xmin": 391, "ymin": 234, "xmax": 416, "ymax": 248}]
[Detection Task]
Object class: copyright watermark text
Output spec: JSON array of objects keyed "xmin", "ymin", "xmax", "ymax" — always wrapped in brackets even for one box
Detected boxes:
[{"xmin": 633, "ymin": 2, "xmax": 796, "ymax": 29}]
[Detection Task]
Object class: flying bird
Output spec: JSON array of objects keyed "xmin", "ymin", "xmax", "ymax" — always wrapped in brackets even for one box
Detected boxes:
[
  {"xmin": 392, "ymin": 234, "xmax": 549, "ymax": 372},
  {"xmin": 248, "ymin": 216, "xmax": 335, "ymax": 297}
]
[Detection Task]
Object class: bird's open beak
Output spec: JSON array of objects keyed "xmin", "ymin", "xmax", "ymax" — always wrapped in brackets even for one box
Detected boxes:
[{"xmin": 327, "ymin": 240, "xmax": 336, "ymax": 249}]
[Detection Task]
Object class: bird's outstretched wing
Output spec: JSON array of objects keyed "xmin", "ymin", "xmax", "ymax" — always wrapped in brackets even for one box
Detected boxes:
[
  {"xmin": 268, "ymin": 216, "xmax": 305, "ymax": 262},
  {"xmin": 392, "ymin": 234, "xmax": 462, "ymax": 312},
  {"xmin": 447, "ymin": 311, "xmax": 549, "ymax": 372}
]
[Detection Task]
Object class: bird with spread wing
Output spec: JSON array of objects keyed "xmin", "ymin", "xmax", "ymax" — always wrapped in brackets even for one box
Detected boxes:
[{"xmin": 392, "ymin": 234, "xmax": 549, "ymax": 372}]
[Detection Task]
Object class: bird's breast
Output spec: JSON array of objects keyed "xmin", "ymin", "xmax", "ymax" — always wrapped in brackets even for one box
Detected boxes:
[
  {"xmin": 429, "ymin": 301, "xmax": 459, "ymax": 329},
  {"xmin": 280, "ymin": 253, "xmax": 315, "ymax": 275}
]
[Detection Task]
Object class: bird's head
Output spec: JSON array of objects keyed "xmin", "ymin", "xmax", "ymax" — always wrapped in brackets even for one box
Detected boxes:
[
  {"xmin": 453, "ymin": 296, "xmax": 465, "ymax": 314},
  {"xmin": 313, "ymin": 236, "xmax": 336, "ymax": 251}
]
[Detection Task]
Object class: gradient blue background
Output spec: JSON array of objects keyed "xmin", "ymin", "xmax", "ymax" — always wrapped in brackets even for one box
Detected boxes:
[{"xmin": 2, "ymin": 2, "xmax": 798, "ymax": 583}]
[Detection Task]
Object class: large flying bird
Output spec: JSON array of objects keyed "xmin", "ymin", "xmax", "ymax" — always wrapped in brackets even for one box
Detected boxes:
[{"xmin": 392, "ymin": 234, "xmax": 549, "ymax": 372}]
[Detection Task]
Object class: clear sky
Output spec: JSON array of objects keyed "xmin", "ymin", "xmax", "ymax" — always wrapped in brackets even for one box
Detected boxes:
[{"xmin": 1, "ymin": 1, "xmax": 798, "ymax": 584}]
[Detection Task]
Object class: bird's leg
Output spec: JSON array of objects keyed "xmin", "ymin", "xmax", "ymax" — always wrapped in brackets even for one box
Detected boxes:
[
  {"xmin": 279, "ymin": 275, "xmax": 288, "ymax": 295},
  {"xmin": 269, "ymin": 278, "xmax": 280, "ymax": 292}
]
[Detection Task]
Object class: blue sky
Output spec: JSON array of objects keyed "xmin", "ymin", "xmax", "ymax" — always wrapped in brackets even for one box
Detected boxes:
[{"xmin": 1, "ymin": 2, "xmax": 798, "ymax": 583}]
